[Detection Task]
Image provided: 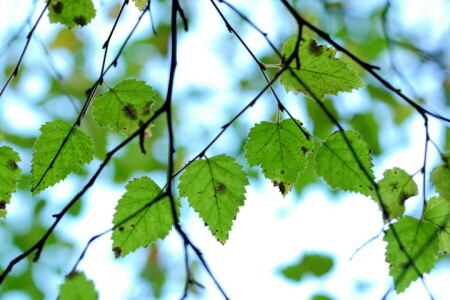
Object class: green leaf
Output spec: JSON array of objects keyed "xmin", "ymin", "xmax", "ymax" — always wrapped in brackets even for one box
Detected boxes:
[
  {"xmin": 93, "ymin": 80, "xmax": 155, "ymax": 136},
  {"xmin": 372, "ymin": 168, "xmax": 418, "ymax": 221},
  {"xmin": 31, "ymin": 119, "xmax": 94, "ymax": 195},
  {"xmin": 384, "ymin": 216, "xmax": 438, "ymax": 292},
  {"xmin": 0, "ymin": 146, "xmax": 21, "ymax": 218},
  {"xmin": 112, "ymin": 177, "xmax": 174, "ymax": 258},
  {"xmin": 244, "ymin": 119, "xmax": 313, "ymax": 196},
  {"xmin": 430, "ymin": 153, "xmax": 450, "ymax": 201},
  {"xmin": 281, "ymin": 254, "xmax": 334, "ymax": 282},
  {"xmin": 59, "ymin": 271, "xmax": 98, "ymax": 300},
  {"xmin": 424, "ymin": 196, "xmax": 450, "ymax": 254},
  {"xmin": 280, "ymin": 37, "xmax": 365, "ymax": 99},
  {"xmin": 314, "ymin": 130, "xmax": 374, "ymax": 195},
  {"xmin": 48, "ymin": 0, "xmax": 96, "ymax": 28},
  {"xmin": 178, "ymin": 155, "xmax": 249, "ymax": 244},
  {"xmin": 132, "ymin": 0, "xmax": 149, "ymax": 11}
]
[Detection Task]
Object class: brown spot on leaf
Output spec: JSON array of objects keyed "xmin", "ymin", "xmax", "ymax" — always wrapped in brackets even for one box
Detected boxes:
[
  {"xmin": 130, "ymin": 224, "xmax": 135, "ymax": 228},
  {"xmin": 118, "ymin": 226, "xmax": 125, "ymax": 232},
  {"xmin": 301, "ymin": 146, "xmax": 309, "ymax": 155},
  {"xmin": 0, "ymin": 201, "xmax": 6, "ymax": 210},
  {"xmin": 7, "ymin": 159, "xmax": 18, "ymax": 170},
  {"xmin": 214, "ymin": 182, "xmax": 226, "ymax": 195},
  {"xmin": 123, "ymin": 103, "xmax": 138, "ymax": 120},
  {"xmin": 309, "ymin": 40, "xmax": 323, "ymax": 56},
  {"xmin": 113, "ymin": 247, "xmax": 122, "ymax": 258},
  {"xmin": 52, "ymin": 1, "xmax": 63, "ymax": 14},
  {"xmin": 73, "ymin": 16, "xmax": 87, "ymax": 26}
]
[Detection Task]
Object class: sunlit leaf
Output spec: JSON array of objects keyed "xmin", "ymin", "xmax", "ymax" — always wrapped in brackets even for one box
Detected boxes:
[
  {"xmin": 48, "ymin": 0, "xmax": 96, "ymax": 28},
  {"xmin": 0, "ymin": 146, "xmax": 21, "ymax": 218},
  {"xmin": 59, "ymin": 271, "xmax": 98, "ymax": 300},
  {"xmin": 372, "ymin": 168, "xmax": 418, "ymax": 221},
  {"xmin": 244, "ymin": 119, "xmax": 313, "ymax": 196},
  {"xmin": 430, "ymin": 153, "xmax": 450, "ymax": 201},
  {"xmin": 424, "ymin": 196, "xmax": 450, "ymax": 254},
  {"xmin": 314, "ymin": 130, "xmax": 374, "ymax": 195},
  {"xmin": 384, "ymin": 216, "xmax": 438, "ymax": 292},
  {"xmin": 31, "ymin": 119, "xmax": 94, "ymax": 195},
  {"xmin": 112, "ymin": 177, "xmax": 174, "ymax": 258},
  {"xmin": 281, "ymin": 254, "xmax": 334, "ymax": 282},
  {"xmin": 178, "ymin": 155, "xmax": 249, "ymax": 244},
  {"xmin": 93, "ymin": 79, "xmax": 155, "ymax": 136},
  {"xmin": 280, "ymin": 37, "xmax": 365, "ymax": 99}
]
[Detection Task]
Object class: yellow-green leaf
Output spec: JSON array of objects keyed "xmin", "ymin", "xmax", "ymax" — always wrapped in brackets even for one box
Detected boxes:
[
  {"xmin": 59, "ymin": 271, "xmax": 98, "ymax": 300},
  {"xmin": 31, "ymin": 119, "xmax": 94, "ymax": 195},
  {"xmin": 244, "ymin": 119, "xmax": 313, "ymax": 196},
  {"xmin": 0, "ymin": 146, "xmax": 21, "ymax": 218},
  {"xmin": 93, "ymin": 80, "xmax": 155, "ymax": 136},
  {"xmin": 372, "ymin": 168, "xmax": 418, "ymax": 221},
  {"xmin": 178, "ymin": 155, "xmax": 249, "ymax": 244},
  {"xmin": 112, "ymin": 177, "xmax": 174, "ymax": 258},
  {"xmin": 424, "ymin": 196, "xmax": 450, "ymax": 254},
  {"xmin": 48, "ymin": 0, "xmax": 96, "ymax": 28},
  {"xmin": 280, "ymin": 37, "xmax": 365, "ymax": 99},
  {"xmin": 430, "ymin": 152, "xmax": 450, "ymax": 201},
  {"xmin": 132, "ymin": 0, "xmax": 149, "ymax": 11},
  {"xmin": 314, "ymin": 130, "xmax": 374, "ymax": 195},
  {"xmin": 384, "ymin": 216, "xmax": 438, "ymax": 292}
]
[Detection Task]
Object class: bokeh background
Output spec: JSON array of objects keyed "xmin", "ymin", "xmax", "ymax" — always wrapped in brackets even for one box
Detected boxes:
[{"xmin": 1, "ymin": 0, "xmax": 449, "ymax": 299}]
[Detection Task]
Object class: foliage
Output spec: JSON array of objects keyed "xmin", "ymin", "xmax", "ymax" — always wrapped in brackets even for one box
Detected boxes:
[
  {"xmin": 179, "ymin": 155, "xmax": 248, "ymax": 244},
  {"xmin": 244, "ymin": 119, "xmax": 313, "ymax": 196},
  {"xmin": 0, "ymin": 146, "xmax": 21, "ymax": 218},
  {"xmin": 112, "ymin": 177, "xmax": 174, "ymax": 258},
  {"xmin": 384, "ymin": 216, "xmax": 438, "ymax": 292},
  {"xmin": 31, "ymin": 119, "xmax": 94, "ymax": 195},
  {"xmin": 0, "ymin": 0, "xmax": 449, "ymax": 299}
]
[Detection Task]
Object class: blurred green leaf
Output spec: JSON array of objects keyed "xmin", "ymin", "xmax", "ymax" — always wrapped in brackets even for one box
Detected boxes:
[{"xmin": 281, "ymin": 254, "xmax": 334, "ymax": 282}]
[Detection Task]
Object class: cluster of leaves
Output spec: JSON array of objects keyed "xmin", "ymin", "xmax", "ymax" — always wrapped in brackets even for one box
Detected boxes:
[{"xmin": 1, "ymin": 0, "xmax": 450, "ymax": 299}]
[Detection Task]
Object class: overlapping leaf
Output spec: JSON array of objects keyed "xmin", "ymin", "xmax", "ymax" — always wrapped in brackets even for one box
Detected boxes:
[
  {"xmin": 372, "ymin": 168, "xmax": 418, "ymax": 221},
  {"xmin": 280, "ymin": 37, "xmax": 365, "ymax": 99},
  {"xmin": 314, "ymin": 130, "xmax": 374, "ymax": 195},
  {"xmin": 48, "ymin": 0, "xmax": 96, "ymax": 28},
  {"xmin": 59, "ymin": 271, "xmax": 98, "ymax": 300},
  {"xmin": 178, "ymin": 155, "xmax": 248, "ymax": 244},
  {"xmin": 430, "ymin": 152, "xmax": 450, "ymax": 201},
  {"xmin": 31, "ymin": 119, "xmax": 94, "ymax": 195},
  {"xmin": 384, "ymin": 216, "xmax": 438, "ymax": 292},
  {"xmin": 93, "ymin": 80, "xmax": 155, "ymax": 136},
  {"xmin": 112, "ymin": 177, "xmax": 174, "ymax": 258},
  {"xmin": 424, "ymin": 196, "xmax": 450, "ymax": 253},
  {"xmin": 244, "ymin": 119, "xmax": 313, "ymax": 196},
  {"xmin": 0, "ymin": 146, "xmax": 21, "ymax": 218}
]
